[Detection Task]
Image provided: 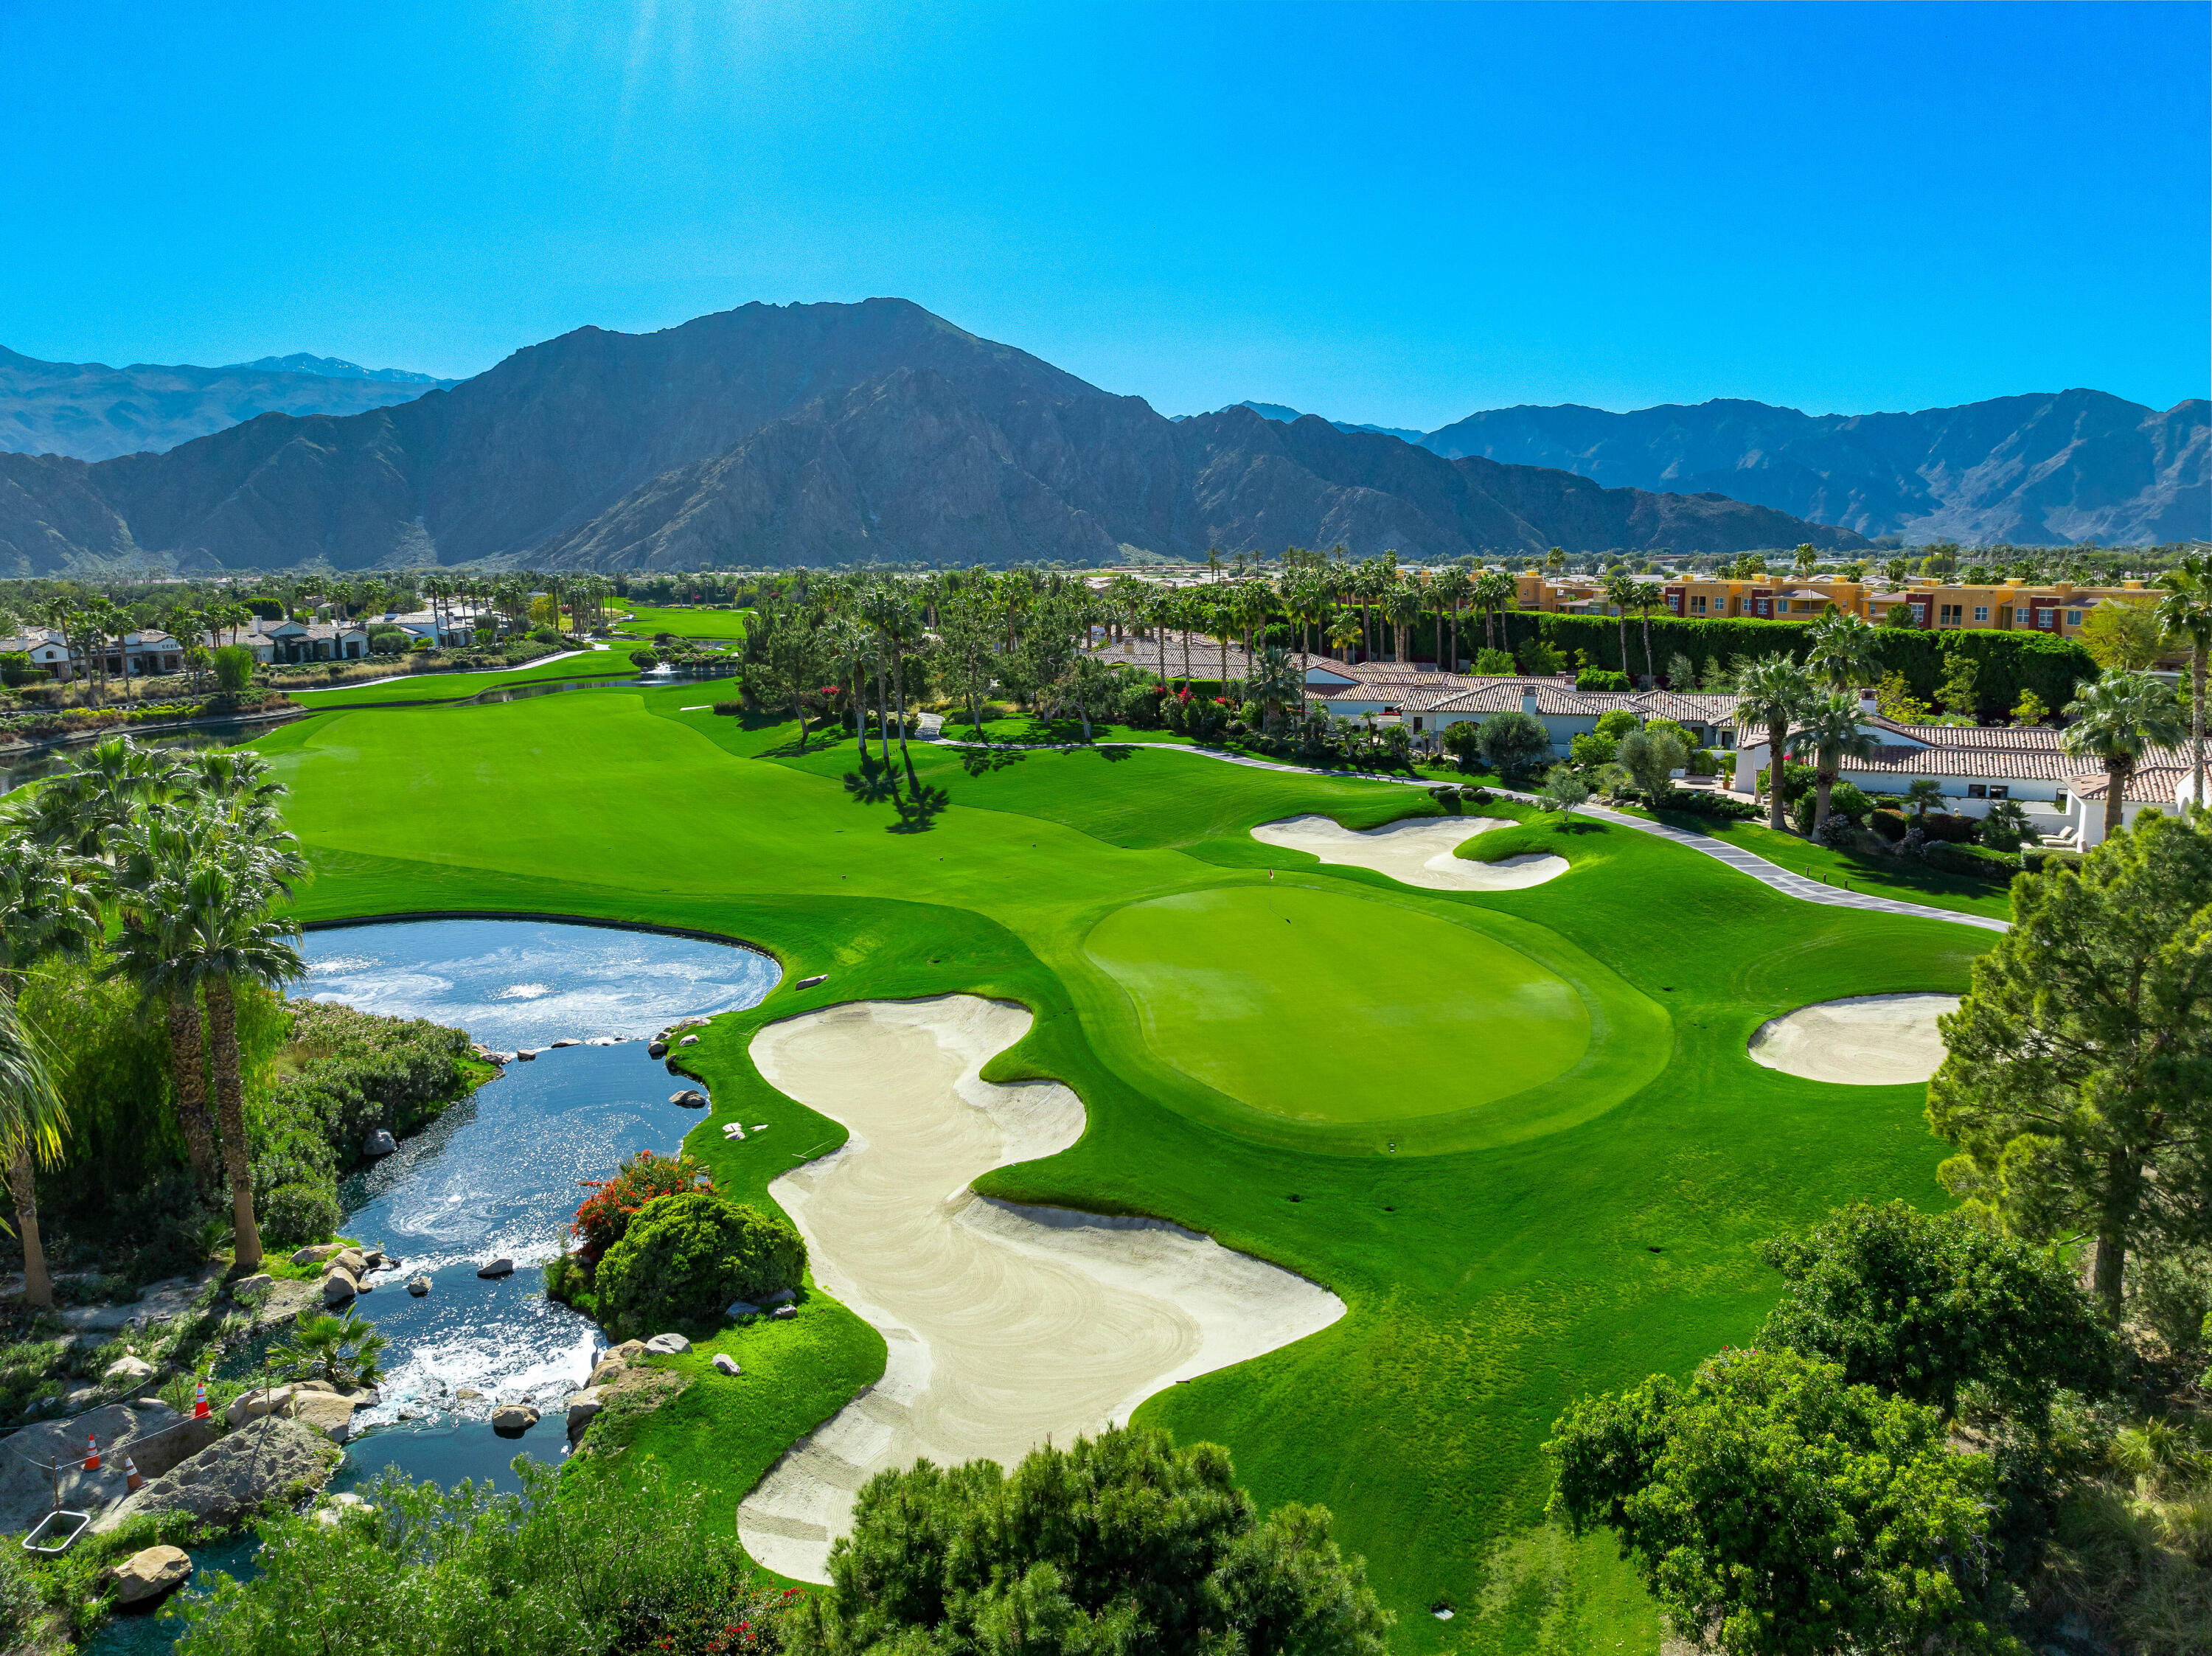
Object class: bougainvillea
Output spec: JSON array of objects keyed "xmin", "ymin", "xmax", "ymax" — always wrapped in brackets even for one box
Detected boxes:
[{"xmin": 571, "ymin": 1149, "xmax": 714, "ymax": 1264}]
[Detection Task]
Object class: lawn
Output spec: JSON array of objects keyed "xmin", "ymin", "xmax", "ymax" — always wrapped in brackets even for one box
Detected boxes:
[
  {"xmin": 619, "ymin": 602, "xmax": 753, "ymax": 640},
  {"xmin": 1685, "ymin": 814, "xmax": 2017, "ymax": 921},
  {"xmin": 245, "ymin": 680, "xmax": 1992, "ymax": 1652},
  {"xmin": 283, "ymin": 643, "xmax": 647, "ymax": 707}
]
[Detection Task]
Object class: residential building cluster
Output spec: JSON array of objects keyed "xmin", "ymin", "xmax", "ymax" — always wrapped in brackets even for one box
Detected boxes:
[{"xmin": 0, "ymin": 608, "xmax": 483, "ymax": 680}]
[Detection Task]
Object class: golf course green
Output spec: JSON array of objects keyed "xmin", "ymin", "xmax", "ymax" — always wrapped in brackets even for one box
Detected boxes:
[
  {"xmin": 1085, "ymin": 885, "xmax": 1588, "ymax": 1124},
  {"xmin": 248, "ymin": 680, "xmax": 1991, "ymax": 1653}
]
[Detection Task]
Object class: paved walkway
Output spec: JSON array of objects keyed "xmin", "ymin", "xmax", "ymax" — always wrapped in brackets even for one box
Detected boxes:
[{"xmin": 924, "ymin": 734, "xmax": 2009, "ymax": 934}]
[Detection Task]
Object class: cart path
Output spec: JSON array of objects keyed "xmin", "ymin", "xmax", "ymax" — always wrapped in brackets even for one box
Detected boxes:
[{"xmin": 919, "ymin": 733, "xmax": 2011, "ymax": 934}]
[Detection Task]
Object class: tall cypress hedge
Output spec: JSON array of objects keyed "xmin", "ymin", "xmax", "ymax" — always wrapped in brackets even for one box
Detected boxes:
[{"xmin": 1486, "ymin": 611, "xmax": 2098, "ymax": 713}]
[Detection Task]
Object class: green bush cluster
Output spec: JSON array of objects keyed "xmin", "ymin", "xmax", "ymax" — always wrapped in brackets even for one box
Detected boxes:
[{"xmin": 595, "ymin": 1191, "xmax": 806, "ymax": 1338}]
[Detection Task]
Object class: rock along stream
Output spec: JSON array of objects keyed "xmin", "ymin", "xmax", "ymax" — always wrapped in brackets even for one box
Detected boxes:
[{"xmin": 94, "ymin": 916, "xmax": 777, "ymax": 1653}]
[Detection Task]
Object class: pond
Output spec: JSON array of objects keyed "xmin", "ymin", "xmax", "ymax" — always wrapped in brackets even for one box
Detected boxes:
[
  {"xmin": 94, "ymin": 917, "xmax": 778, "ymax": 1651},
  {"xmin": 0, "ymin": 721, "xmax": 282, "ymax": 796}
]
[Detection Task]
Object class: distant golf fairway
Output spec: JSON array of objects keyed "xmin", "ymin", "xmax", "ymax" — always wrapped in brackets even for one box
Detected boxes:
[
  {"xmin": 238, "ymin": 681, "xmax": 1993, "ymax": 1653},
  {"xmin": 1085, "ymin": 886, "xmax": 1589, "ymax": 1124}
]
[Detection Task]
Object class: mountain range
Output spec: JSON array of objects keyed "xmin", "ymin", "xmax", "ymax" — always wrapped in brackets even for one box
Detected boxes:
[
  {"xmin": 1222, "ymin": 391, "xmax": 2207, "ymax": 547},
  {"xmin": 0, "ymin": 348, "xmax": 462, "ymax": 463},
  {"xmin": 0, "ymin": 300, "xmax": 1868, "ymax": 576}
]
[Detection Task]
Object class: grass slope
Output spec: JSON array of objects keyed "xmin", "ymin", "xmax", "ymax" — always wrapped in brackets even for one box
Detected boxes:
[
  {"xmin": 285, "ymin": 644, "xmax": 647, "ymax": 707},
  {"xmin": 621, "ymin": 604, "xmax": 753, "ymax": 640},
  {"xmin": 246, "ymin": 686, "xmax": 1989, "ymax": 1652}
]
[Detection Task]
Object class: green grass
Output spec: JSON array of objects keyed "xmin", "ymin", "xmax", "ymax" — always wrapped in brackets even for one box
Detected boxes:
[
  {"xmin": 284, "ymin": 644, "xmax": 646, "ymax": 707},
  {"xmin": 1085, "ymin": 884, "xmax": 1591, "ymax": 1129},
  {"xmin": 620, "ymin": 603, "xmax": 753, "ymax": 640},
  {"xmin": 1686, "ymin": 815, "xmax": 2016, "ymax": 921},
  {"xmin": 243, "ymin": 681, "xmax": 1994, "ymax": 1651}
]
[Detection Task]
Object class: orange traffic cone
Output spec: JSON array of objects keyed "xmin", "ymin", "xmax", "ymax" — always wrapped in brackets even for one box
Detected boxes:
[
  {"xmin": 193, "ymin": 1380, "xmax": 210, "ymax": 1419},
  {"xmin": 82, "ymin": 1432, "xmax": 100, "ymax": 1472},
  {"xmin": 123, "ymin": 1453, "xmax": 142, "ymax": 1492}
]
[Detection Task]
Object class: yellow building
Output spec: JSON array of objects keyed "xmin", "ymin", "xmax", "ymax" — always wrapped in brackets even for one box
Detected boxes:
[{"xmin": 1510, "ymin": 571, "xmax": 2156, "ymax": 641}]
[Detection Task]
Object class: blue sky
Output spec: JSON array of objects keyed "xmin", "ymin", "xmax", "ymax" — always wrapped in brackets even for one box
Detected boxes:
[{"xmin": 1, "ymin": 1, "xmax": 2204, "ymax": 428}]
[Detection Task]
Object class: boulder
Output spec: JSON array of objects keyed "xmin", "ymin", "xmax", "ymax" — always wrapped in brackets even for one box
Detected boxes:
[
  {"xmin": 647, "ymin": 1040, "xmax": 668, "ymax": 1059},
  {"xmin": 331, "ymin": 1248, "xmax": 369, "ymax": 1278},
  {"xmin": 456, "ymin": 1388, "xmax": 483, "ymax": 1401},
  {"xmin": 712, "ymin": 1354, "xmax": 742, "ymax": 1377},
  {"xmin": 288, "ymin": 1390, "xmax": 366, "ymax": 1443},
  {"xmin": 321, "ymin": 1271, "xmax": 358, "ymax": 1307},
  {"xmin": 679, "ymin": 1034, "xmax": 700, "ymax": 1047},
  {"xmin": 550, "ymin": 1038, "xmax": 580, "ymax": 1048},
  {"xmin": 564, "ymin": 1388, "xmax": 605, "ymax": 1433},
  {"xmin": 111, "ymin": 1544, "xmax": 192, "ymax": 1605},
  {"xmin": 226, "ymin": 1385, "xmax": 297, "ymax": 1427},
  {"xmin": 104, "ymin": 1355, "xmax": 157, "ymax": 1388},
  {"xmin": 95, "ymin": 1417, "xmax": 341, "ymax": 1533},
  {"xmin": 0, "ymin": 1403, "xmax": 210, "ymax": 1534},
  {"xmin": 588, "ymin": 1357, "xmax": 628, "ymax": 1388},
  {"xmin": 231, "ymin": 1273, "xmax": 274, "ymax": 1299},
  {"xmin": 612, "ymin": 1340, "xmax": 647, "ymax": 1362},
  {"xmin": 772, "ymin": 1305, "xmax": 797, "ymax": 1321},
  {"xmin": 490, "ymin": 1405, "xmax": 540, "ymax": 1436},
  {"xmin": 643, "ymin": 1333, "xmax": 691, "ymax": 1356},
  {"xmin": 668, "ymin": 1089, "xmax": 707, "ymax": 1108},
  {"xmin": 515, "ymin": 1048, "xmax": 538, "ymax": 1062},
  {"xmin": 476, "ymin": 1258, "xmax": 515, "ymax": 1279},
  {"xmin": 363, "ymin": 1129, "xmax": 397, "ymax": 1158},
  {"xmin": 765, "ymin": 1288, "xmax": 796, "ymax": 1307},
  {"xmin": 406, "ymin": 1275, "xmax": 431, "ymax": 1296},
  {"xmin": 291, "ymin": 1244, "xmax": 342, "ymax": 1267},
  {"xmin": 361, "ymin": 1248, "xmax": 386, "ymax": 1270},
  {"xmin": 725, "ymin": 1301, "xmax": 759, "ymax": 1320}
]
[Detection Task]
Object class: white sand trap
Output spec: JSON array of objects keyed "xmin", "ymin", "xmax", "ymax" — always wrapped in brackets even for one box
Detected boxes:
[
  {"xmin": 1250, "ymin": 813, "xmax": 1568, "ymax": 891},
  {"xmin": 738, "ymin": 996, "xmax": 1343, "ymax": 1582},
  {"xmin": 1747, "ymin": 993, "xmax": 1961, "ymax": 1085}
]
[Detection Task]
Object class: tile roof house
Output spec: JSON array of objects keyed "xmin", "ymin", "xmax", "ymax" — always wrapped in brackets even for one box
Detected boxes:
[{"xmin": 1301, "ymin": 658, "xmax": 1742, "ymax": 754}]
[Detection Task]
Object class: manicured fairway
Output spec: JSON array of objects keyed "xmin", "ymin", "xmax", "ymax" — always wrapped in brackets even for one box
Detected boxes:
[
  {"xmin": 1085, "ymin": 884, "xmax": 1587, "ymax": 1125},
  {"xmin": 285, "ymin": 643, "xmax": 646, "ymax": 706},
  {"xmin": 247, "ymin": 683, "xmax": 1994, "ymax": 1653},
  {"xmin": 620, "ymin": 602, "xmax": 752, "ymax": 639}
]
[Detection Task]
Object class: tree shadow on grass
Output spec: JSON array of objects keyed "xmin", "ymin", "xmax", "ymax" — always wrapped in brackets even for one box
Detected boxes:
[
  {"xmin": 961, "ymin": 746, "xmax": 1027, "ymax": 777},
  {"xmin": 845, "ymin": 763, "xmax": 950, "ymax": 832}
]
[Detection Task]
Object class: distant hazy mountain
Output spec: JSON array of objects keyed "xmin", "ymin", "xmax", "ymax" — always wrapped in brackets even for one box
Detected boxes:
[
  {"xmin": 1180, "ymin": 400, "xmax": 1427, "ymax": 443},
  {"xmin": 234, "ymin": 353, "xmax": 456, "ymax": 387},
  {"xmin": 0, "ymin": 299, "xmax": 1865, "ymax": 575},
  {"xmin": 1419, "ymin": 392, "xmax": 2208, "ymax": 547},
  {"xmin": 0, "ymin": 347, "xmax": 456, "ymax": 462}
]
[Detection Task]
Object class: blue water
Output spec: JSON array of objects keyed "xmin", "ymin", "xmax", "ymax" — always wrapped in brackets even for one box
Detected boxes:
[{"xmin": 92, "ymin": 919, "xmax": 779, "ymax": 1651}]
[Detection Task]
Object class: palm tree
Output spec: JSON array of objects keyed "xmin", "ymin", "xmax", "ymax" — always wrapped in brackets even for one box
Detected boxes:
[
  {"xmin": 1733, "ymin": 657, "xmax": 1816, "ymax": 832},
  {"xmin": 0, "ymin": 993, "xmax": 64, "ymax": 1311},
  {"xmin": 0, "ymin": 836, "xmax": 100, "ymax": 1309},
  {"xmin": 1233, "ymin": 580, "xmax": 1273, "ymax": 698},
  {"xmin": 1795, "ymin": 693, "xmax": 1880, "ymax": 838},
  {"xmin": 1435, "ymin": 568, "xmax": 1473, "ymax": 672},
  {"xmin": 1474, "ymin": 568, "xmax": 1517, "ymax": 654},
  {"xmin": 1248, "ymin": 645, "xmax": 1302, "ymax": 731},
  {"xmin": 2154, "ymin": 554, "xmax": 2212, "ymax": 812},
  {"xmin": 1806, "ymin": 611, "xmax": 1882, "ymax": 693},
  {"xmin": 1386, "ymin": 574, "xmax": 1423, "ymax": 666},
  {"xmin": 2062, "ymin": 671, "xmax": 2189, "ymax": 841},
  {"xmin": 1626, "ymin": 583, "xmax": 1666, "ymax": 683},
  {"xmin": 1602, "ymin": 571, "xmax": 1638, "ymax": 673}
]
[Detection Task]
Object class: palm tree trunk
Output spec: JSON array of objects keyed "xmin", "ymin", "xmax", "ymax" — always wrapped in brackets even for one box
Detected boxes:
[
  {"xmin": 1449, "ymin": 607, "xmax": 1458, "ymax": 672},
  {"xmin": 874, "ymin": 653, "xmax": 889, "ymax": 760},
  {"xmin": 894, "ymin": 649, "xmax": 911, "ymax": 776},
  {"xmin": 1618, "ymin": 616, "xmax": 1630, "ymax": 674},
  {"xmin": 2192, "ymin": 643, "xmax": 2207, "ymax": 812},
  {"xmin": 11, "ymin": 1145, "xmax": 49, "ymax": 1309},
  {"xmin": 1768, "ymin": 718, "xmax": 1790, "ymax": 833},
  {"xmin": 165, "ymin": 992, "xmax": 218, "ymax": 1187},
  {"xmin": 2105, "ymin": 761, "xmax": 2128, "ymax": 840},
  {"xmin": 203, "ymin": 978, "xmax": 262, "ymax": 1270},
  {"xmin": 1814, "ymin": 773, "xmax": 1834, "ymax": 836},
  {"xmin": 1642, "ymin": 616, "xmax": 1657, "ymax": 683}
]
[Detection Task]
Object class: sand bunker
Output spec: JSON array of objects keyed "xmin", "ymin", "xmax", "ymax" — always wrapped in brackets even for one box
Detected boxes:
[
  {"xmin": 1250, "ymin": 814, "xmax": 1567, "ymax": 891},
  {"xmin": 1747, "ymin": 993, "xmax": 1961, "ymax": 1085},
  {"xmin": 738, "ymin": 996, "xmax": 1343, "ymax": 1582}
]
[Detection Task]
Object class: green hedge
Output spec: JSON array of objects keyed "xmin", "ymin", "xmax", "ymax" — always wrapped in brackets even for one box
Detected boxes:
[{"xmin": 1490, "ymin": 612, "xmax": 2098, "ymax": 714}]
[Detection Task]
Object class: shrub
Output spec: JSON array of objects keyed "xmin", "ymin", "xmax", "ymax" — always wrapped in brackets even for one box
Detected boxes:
[
  {"xmin": 1871, "ymin": 807, "xmax": 1907, "ymax": 842},
  {"xmin": 1980, "ymin": 797, "xmax": 2034, "ymax": 853},
  {"xmin": 1815, "ymin": 810, "xmax": 1857, "ymax": 848},
  {"xmin": 570, "ymin": 1150, "xmax": 714, "ymax": 1264},
  {"xmin": 0, "ymin": 652, "xmax": 30, "ymax": 688},
  {"xmin": 261, "ymin": 1181, "xmax": 341, "ymax": 1248},
  {"xmin": 630, "ymin": 647, "xmax": 661, "ymax": 669},
  {"xmin": 1575, "ymin": 668, "xmax": 1630, "ymax": 692},
  {"xmin": 1514, "ymin": 636, "xmax": 1564, "ymax": 676},
  {"xmin": 1663, "ymin": 790, "xmax": 1761, "ymax": 822},
  {"xmin": 1924, "ymin": 840, "xmax": 2018, "ymax": 881},
  {"xmin": 1440, "ymin": 720, "xmax": 1484, "ymax": 771},
  {"xmin": 712, "ymin": 700, "xmax": 743, "ymax": 716},
  {"xmin": 1472, "ymin": 647, "xmax": 1516, "ymax": 675},
  {"xmin": 2021, "ymin": 846, "xmax": 2083, "ymax": 875},
  {"xmin": 366, "ymin": 627, "xmax": 411, "ymax": 656},
  {"xmin": 1568, "ymin": 731, "xmax": 1616, "ymax": 768},
  {"xmin": 1829, "ymin": 780, "xmax": 1874, "ymax": 822},
  {"xmin": 596, "ymin": 1191, "xmax": 804, "ymax": 1337},
  {"xmin": 1686, "ymin": 746, "xmax": 1717, "ymax": 776},
  {"xmin": 1921, "ymin": 811, "xmax": 1980, "ymax": 844},
  {"xmin": 1477, "ymin": 709, "xmax": 1553, "ymax": 777},
  {"xmin": 212, "ymin": 644, "xmax": 256, "ymax": 694},
  {"xmin": 785, "ymin": 1427, "xmax": 1388, "ymax": 1656}
]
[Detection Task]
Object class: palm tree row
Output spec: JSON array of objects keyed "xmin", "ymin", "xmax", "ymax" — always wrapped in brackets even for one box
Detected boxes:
[{"xmin": 0, "ymin": 738, "xmax": 305, "ymax": 1304}]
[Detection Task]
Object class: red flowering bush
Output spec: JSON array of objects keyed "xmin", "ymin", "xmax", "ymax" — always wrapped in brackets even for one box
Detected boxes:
[{"xmin": 571, "ymin": 1149, "xmax": 714, "ymax": 1264}]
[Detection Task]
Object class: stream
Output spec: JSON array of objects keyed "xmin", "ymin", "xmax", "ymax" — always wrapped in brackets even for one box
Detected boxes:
[{"xmin": 94, "ymin": 916, "xmax": 779, "ymax": 1651}]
